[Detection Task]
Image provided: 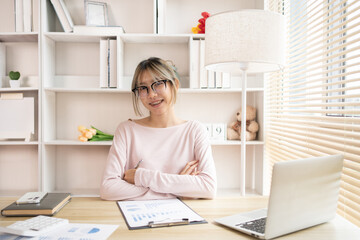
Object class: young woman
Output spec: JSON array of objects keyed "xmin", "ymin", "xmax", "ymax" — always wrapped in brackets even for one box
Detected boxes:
[{"xmin": 100, "ymin": 57, "xmax": 217, "ymax": 200}]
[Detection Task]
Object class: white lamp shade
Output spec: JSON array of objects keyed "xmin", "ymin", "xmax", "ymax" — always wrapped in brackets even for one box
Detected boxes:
[{"xmin": 205, "ymin": 9, "xmax": 285, "ymax": 73}]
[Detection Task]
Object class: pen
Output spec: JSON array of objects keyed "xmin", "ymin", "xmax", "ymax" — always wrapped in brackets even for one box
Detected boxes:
[{"xmin": 135, "ymin": 159, "xmax": 143, "ymax": 169}]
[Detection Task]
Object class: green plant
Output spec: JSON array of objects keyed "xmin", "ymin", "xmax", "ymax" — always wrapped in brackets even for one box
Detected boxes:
[{"xmin": 9, "ymin": 71, "xmax": 21, "ymax": 80}]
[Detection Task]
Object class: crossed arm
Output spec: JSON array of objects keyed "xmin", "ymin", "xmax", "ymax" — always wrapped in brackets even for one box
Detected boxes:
[
  {"xmin": 100, "ymin": 156, "xmax": 216, "ymax": 201},
  {"xmin": 100, "ymin": 123, "xmax": 217, "ymax": 201},
  {"xmin": 124, "ymin": 160, "xmax": 200, "ymax": 184}
]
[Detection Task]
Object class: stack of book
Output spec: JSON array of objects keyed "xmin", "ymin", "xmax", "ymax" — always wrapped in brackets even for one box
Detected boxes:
[
  {"xmin": 190, "ymin": 39, "xmax": 231, "ymax": 89},
  {"xmin": 15, "ymin": 0, "xmax": 38, "ymax": 32},
  {"xmin": 100, "ymin": 38, "xmax": 117, "ymax": 88},
  {"xmin": 1, "ymin": 192, "xmax": 71, "ymax": 216},
  {"xmin": 50, "ymin": 0, "xmax": 74, "ymax": 32}
]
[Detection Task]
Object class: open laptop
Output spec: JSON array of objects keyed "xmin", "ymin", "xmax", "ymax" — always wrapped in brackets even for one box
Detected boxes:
[{"xmin": 215, "ymin": 154, "xmax": 344, "ymax": 239}]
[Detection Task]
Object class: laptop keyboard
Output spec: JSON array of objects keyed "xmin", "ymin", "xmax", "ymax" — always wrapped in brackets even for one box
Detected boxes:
[{"xmin": 236, "ymin": 217, "xmax": 267, "ymax": 234}]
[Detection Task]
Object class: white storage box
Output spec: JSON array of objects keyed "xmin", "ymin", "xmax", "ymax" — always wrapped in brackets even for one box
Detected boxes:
[{"xmin": 0, "ymin": 97, "xmax": 34, "ymax": 141}]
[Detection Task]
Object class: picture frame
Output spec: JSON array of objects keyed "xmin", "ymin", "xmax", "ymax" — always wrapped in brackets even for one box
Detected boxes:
[{"xmin": 85, "ymin": 0, "xmax": 108, "ymax": 26}]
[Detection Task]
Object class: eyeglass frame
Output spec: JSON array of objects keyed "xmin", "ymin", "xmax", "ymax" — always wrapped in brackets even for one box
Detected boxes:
[{"xmin": 131, "ymin": 79, "xmax": 172, "ymax": 98}]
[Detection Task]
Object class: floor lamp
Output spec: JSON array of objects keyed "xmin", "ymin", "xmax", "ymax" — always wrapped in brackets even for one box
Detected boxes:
[{"xmin": 205, "ymin": 9, "xmax": 285, "ymax": 195}]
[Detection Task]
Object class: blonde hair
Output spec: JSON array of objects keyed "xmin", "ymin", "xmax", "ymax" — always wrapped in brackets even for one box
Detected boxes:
[{"xmin": 131, "ymin": 57, "xmax": 179, "ymax": 116}]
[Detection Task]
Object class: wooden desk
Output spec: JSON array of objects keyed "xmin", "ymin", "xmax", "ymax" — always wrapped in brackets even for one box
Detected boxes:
[{"xmin": 1, "ymin": 196, "xmax": 359, "ymax": 239}]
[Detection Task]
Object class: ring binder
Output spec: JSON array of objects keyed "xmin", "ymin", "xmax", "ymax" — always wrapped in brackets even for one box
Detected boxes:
[{"xmin": 148, "ymin": 218, "xmax": 189, "ymax": 228}]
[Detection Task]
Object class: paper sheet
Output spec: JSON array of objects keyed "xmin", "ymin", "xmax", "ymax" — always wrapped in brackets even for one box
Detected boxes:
[
  {"xmin": 0, "ymin": 223, "xmax": 118, "ymax": 240},
  {"xmin": 117, "ymin": 198, "xmax": 205, "ymax": 228}
]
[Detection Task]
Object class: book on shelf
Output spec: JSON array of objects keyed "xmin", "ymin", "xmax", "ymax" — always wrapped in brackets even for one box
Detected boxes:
[
  {"xmin": 109, "ymin": 39, "xmax": 117, "ymax": 88},
  {"xmin": 23, "ymin": 0, "xmax": 32, "ymax": 32},
  {"xmin": 157, "ymin": 0, "xmax": 166, "ymax": 33},
  {"xmin": 99, "ymin": 39, "xmax": 109, "ymax": 88},
  {"xmin": 215, "ymin": 71, "xmax": 222, "ymax": 88},
  {"xmin": 59, "ymin": 0, "xmax": 74, "ymax": 30},
  {"xmin": 1, "ymin": 193, "xmax": 71, "ymax": 217},
  {"xmin": 15, "ymin": 0, "xmax": 24, "ymax": 32},
  {"xmin": 190, "ymin": 39, "xmax": 200, "ymax": 89},
  {"xmin": 0, "ymin": 43, "xmax": 5, "ymax": 88},
  {"xmin": 189, "ymin": 39, "xmax": 232, "ymax": 89},
  {"xmin": 199, "ymin": 39, "xmax": 208, "ymax": 88},
  {"xmin": 50, "ymin": 0, "xmax": 74, "ymax": 32},
  {"xmin": 14, "ymin": 0, "xmax": 34, "ymax": 32},
  {"xmin": 208, "ymin": 70, "xmax": 215, "ymax": 88},
  {"xmin": 73, "ymin": 25, "xmax": 125, "ymax": 35},
  {"xmin": 32, "ymin": 0, "xmax": 39, "ymax": 31},
  {"xmin": 100, "ymin": 38, "xmax": 117, "ymax": 88}
]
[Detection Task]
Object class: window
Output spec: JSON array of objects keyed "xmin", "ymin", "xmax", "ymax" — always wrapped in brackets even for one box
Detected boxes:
[{"xmin": 267, "ymin": 0, "xmax": 360, "ymax": 227}]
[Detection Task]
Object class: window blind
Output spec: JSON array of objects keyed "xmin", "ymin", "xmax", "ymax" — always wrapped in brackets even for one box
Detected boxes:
[{"xmin": 266, "ymin": 0, "xmax": 360, "ymax": 227}]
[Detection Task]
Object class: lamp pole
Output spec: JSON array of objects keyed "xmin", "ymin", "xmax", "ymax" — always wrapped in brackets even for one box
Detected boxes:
[{"xmin": 240, "ymin": 65, "xmax": 248, "ymax": 196}]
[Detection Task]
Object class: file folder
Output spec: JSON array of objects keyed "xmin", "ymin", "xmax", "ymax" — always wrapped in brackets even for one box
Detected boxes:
[{"xmin": 117, "ymin": 198, "xmax": 207, "ymax": 230}]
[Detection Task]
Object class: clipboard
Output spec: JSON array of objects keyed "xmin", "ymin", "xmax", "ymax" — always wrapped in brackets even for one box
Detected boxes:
[{"xmin": 117, "ymin": 198, "xmax": 207, "ymax": 230}]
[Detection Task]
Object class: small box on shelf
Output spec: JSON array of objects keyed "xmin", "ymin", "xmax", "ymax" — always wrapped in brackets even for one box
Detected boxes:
[
  {"xmin": 203, "ymin": 123, "xmax": 227, "ymax": 142},
  {"xmin": 0, "ymin": 96, "xmax": 34, "ymax": 141}
]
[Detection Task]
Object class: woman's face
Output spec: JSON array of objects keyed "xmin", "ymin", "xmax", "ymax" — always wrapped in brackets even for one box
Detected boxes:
[{"xmin": 137, "ymin": 70, "xmax": 174, "ymax": 116}]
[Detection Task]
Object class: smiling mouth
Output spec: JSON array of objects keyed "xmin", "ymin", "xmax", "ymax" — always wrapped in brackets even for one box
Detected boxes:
[{"xmin": 149, "ymin": 100, "xmax": 164, "ymax": 106}]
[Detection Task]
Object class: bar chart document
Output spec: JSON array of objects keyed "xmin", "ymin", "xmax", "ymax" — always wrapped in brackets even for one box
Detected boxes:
[{"xmin": 117, "ymin": 198, "xmax": 206, "ymax": 229}]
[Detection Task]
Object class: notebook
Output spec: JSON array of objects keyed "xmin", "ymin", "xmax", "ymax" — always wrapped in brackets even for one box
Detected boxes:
[
  {"xmin": 215, "ymin": 154, "xmax": 343, "ymax": 239},
  {"xmin": 1, "ymin": 193, "xmax": 71, "ymax": 217}
]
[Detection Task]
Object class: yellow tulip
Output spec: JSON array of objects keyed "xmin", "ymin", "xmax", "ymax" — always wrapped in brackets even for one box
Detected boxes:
[
  {"xmin": 78, "ymin": 125, "xmax": 87, "ymax": 133},
  {"xmin": 77, "ymin": 125, "xmax": 113, "ymax": 142},
  {"xmin": 78, "ymin": 135, "xmax": 88, "ymax": 142},
  {"xmin": 89, "ymin": 128, "xmax": 97, "ymax": 135},
  {"xmin": 83, "ymin": 130, "xmax": 93, "ymax": 139}
]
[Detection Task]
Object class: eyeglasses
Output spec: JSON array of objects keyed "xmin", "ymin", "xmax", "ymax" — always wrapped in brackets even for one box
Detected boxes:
[{"xmin": 132, "ymin": 80, "xmax": 170, "ymax": 98}]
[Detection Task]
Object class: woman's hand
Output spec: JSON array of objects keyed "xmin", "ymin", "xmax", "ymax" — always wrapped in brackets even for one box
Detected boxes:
[
  {"xmin": 124, "ymin": 159, "xmax": 201, "ymax": 185},
  {"xmin": 179, "ymin": 160, "xmax": 201, "ymax": 175},
  {"xmin": 179, "ymin": 160, "xmax": 201, "ymax": 200},
  {"xmin": 124, "ymin": 169, "xmax": 137, "ymax": 184}
]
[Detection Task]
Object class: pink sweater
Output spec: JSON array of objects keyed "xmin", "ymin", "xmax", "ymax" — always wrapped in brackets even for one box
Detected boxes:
[{"xmin": 100, "ymin": 120, "xmax": 217, "ymax": 200}]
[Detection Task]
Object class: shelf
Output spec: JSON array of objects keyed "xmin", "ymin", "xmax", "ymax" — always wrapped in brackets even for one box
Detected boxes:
[
  {"xmin": 0, "ymin": 87, "xmax": 39, "ymax": 92},
  {"xmin": 0, "ymin": 32, "xmax": 38, "ymax": 42},
  {"xmin": 120, "ymin": 33, "xmax": 191, "ymax": 43},
  {"xmin": 43, "ymin": 139, "xmax": 263, "ymax": 146},
  {"xmin": 44, "ymin": 33, "xmax": 194, "ymax": 43},
  {"xmin": 211, "ymin": 140, "xmax": 264, "ymax": 146},
  {"xmin": 44, "ymin": 87, "xmax": 131, "ymax": 93},
  {"xmin": 43, "ymin": 86, "xmax": 264, "ymax": 93},
  {"xmin": 44, "ymin": 32, "xmax": 104, "ymax": 42},
  {"xmin": 44, "ymin": 140, "xmax": 112, "ymax": 146},
  {"xmin": 0, "ymin": 141, "xmax": 39, "ymax": 145},
  {"xmin": 179, "ymin": 88, "xmax": 264, "ymax": 93}
]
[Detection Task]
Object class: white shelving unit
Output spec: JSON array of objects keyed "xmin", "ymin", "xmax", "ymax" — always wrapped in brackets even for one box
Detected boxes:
[
  {"xmin": 0, "ymin": 0, "xmax": 267, "ymax": 197},
  {"xmin": 0, "ymin": 0, "xmax": 40, "ymax": 196}
]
